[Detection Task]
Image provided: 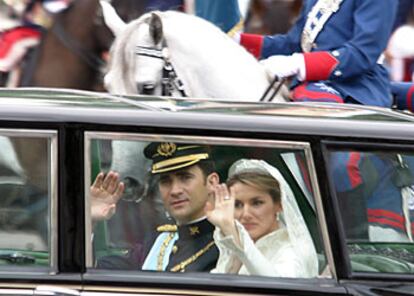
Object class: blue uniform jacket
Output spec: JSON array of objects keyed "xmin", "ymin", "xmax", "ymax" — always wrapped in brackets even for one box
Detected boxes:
[
  {"xmin": 331, "ymin": 152, "xmax": 414, "ymax": 238},
  {"xmin": 249, "ymin": 0, "xmax": 397, "ymax": 107}
]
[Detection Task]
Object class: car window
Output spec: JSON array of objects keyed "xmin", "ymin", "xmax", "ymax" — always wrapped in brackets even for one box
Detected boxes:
[
  {"xmin": 85, "ymin": 133, "xmax": 328, "ymax": 279},
  {"xmin": 0, "ymin": 131, "xmax": 57, "ymax": 270},
  {"xmin": 327, "ymin": 148, "xmax": 414, "ymax": 274}
]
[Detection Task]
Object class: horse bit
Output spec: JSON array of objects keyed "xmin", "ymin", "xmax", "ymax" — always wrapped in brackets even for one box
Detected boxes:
[{"xmin": 135, "ymin": 41, "xmax": 187, "ymax": 97}]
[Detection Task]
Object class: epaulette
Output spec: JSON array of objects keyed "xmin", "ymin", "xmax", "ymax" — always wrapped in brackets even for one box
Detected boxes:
[{"xmin": 157, "ymin": 224, "xmax": 178, "ymax": 232}]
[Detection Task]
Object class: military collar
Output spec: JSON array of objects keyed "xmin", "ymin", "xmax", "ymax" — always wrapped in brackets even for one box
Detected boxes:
[{"xmin": 177, "ymin": 218, "xmax": 214, "ymax": 239}]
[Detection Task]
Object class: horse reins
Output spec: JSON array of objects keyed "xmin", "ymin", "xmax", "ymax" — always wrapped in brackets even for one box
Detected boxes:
[
  {"xmin": 260, "ymin": 76, "xmax": 287, "ymax": 102},
  {"xmin": 135, "ymin": 42, "xmax": 187, "ymax": 97}
]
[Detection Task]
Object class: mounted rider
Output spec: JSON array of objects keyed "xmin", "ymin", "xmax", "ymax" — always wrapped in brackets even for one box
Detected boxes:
[
  {"xmin": 0, "ymin": 0, "xmax": 72, "ymax": 86},
  {"xmin": 235, "ymin": 0, "xmax": 414, "ymax": 243},
  {"xmin": 237, "ymin": 0, "xmax": 397, "ymax": 108}
]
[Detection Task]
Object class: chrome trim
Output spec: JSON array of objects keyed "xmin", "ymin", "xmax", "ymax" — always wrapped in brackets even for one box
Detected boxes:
[
  {"xmin": 0, "ymin": 289, "xmax": 33, "ymax": 295},
  {"xmin": 49, "ymin": 133, "xmax": 59, "ymax": 274},
  {"xmin": 84, "ymin": 132, "xmax": 334, "ymax": 279},
  {"xmin": 0, "ymin": 128, "xmax": 58, "ymax": 273},
  {"xmin": 304, "ymin": 147, "xmax": 336, "ymax": 279},
  {"xmin": 0, "ymin": 283, "xmax": 82, "ymax": 289},
  {"xmin": 85, "ymin": 132, "xmax": 313, "ymax": 149},
  {"xmin": 8, "ymin": 87, "xmax": 163, "ymax": 112},
  {"xmin": 84, "ymin": 137, "xmax": 93, "ymax": 268},
  {"xmin": 0, "ymin": 128, "xmax": 56, "ymax": 138},
  {"xmin": 35, "ymin": 285, "xmax": 80, "ymax": 295},
  {"xmin": 81, "ymin": 286, "xmax": 270, "ymax": 296}
]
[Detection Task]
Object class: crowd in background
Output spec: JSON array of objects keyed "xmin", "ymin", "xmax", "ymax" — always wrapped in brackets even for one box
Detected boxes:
[
  {"xmin": 387, "ymin": 0, "xmax": 414, "ymax": 82},
  {"xmin": 1, "ymin": 1, "xmax": 414, "ymax": 85}
]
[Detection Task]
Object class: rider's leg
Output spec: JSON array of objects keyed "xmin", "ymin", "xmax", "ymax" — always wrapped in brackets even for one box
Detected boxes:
[
  {"xmin": 291, "ymin": 82, "xmax": 346, "ymax": 103},
  {"xmin": 292, "ymin": 82, "xmax": 372, "ymax": 240},
  {"xmin": 390, "ymin": 81, "xmax": 414, "ymax": 112}
]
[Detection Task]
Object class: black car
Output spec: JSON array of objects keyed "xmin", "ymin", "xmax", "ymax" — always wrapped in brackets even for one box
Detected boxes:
[{"xmin": 0, "ymin": 87, "xmax": 413, "ymax": 296}]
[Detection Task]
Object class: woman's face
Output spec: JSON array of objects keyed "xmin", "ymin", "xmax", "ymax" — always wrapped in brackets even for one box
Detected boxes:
[{"xmin": 231, "ymin": 182, "xmax": 281, "ymax": 242}]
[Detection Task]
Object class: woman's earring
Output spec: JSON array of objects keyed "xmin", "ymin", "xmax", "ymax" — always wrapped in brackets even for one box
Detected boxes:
[{"xmin": 276, "ymin": 212, "xmax": 280, "ymax": 221}]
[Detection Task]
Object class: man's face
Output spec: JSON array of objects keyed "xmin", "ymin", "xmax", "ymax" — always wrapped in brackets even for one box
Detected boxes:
[{"xmin": 158, "ymin": 165, "xmax": 213, "ymax": 225}]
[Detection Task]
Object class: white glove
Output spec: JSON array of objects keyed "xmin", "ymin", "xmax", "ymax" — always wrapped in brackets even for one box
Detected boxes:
[{"xmin": 260, "ymin": 53, "xmax": 306, "ymax": 80}]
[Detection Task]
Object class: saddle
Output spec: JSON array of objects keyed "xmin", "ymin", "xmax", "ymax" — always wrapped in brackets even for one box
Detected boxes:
[
  {"xmin": 0, "ymin": 26, "xmax": 42, "ymax": 86},
  {"xmin": 0, "ymin": 0, "xmax": 73, "ymax": 87}
]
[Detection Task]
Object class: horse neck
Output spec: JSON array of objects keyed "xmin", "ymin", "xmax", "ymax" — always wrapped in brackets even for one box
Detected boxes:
[
  {"xmin": 28, "ymin": 0, "xmax": 102, "ymax": 89},
  {"xmin": 162, "ymin": 13, "xmax": 271, "ymax": 101},
  {"xmin": 61, "ymin": 0, "xmax": 98, "ymax": 41}
]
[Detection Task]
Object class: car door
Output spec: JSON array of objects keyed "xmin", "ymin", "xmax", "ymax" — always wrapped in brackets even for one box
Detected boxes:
[
  {"xmin": 81, "ymin": 131, "xmax": 349, "ymax": 296},
  {"xmin": 322, "ymin": 140, "xmax": 414, "ymax": 293}
]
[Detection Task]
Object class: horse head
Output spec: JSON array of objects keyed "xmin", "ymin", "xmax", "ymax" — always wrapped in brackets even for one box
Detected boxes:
[
  {"xmin": 102, "ymin": 2, "xmax": 289, "ymax": 102},
  {"xmin": 101, "ymin": 2, "xmax": 169, "ymax": 95}
]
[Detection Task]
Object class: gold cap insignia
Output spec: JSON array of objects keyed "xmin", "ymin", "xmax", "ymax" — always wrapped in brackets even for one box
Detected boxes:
[{"xmin": 157, "ymin": 142, "xmax": 177, "ymax": 157}]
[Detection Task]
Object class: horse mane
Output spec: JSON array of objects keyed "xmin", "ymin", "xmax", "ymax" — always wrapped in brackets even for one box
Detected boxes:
[{"xmin": 105, "ymin": 14, "xmax": 152, "ymax": 94}]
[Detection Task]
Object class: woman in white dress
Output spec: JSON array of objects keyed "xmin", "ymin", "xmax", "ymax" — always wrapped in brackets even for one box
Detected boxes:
[{"xmin": 206, "ymin": 159, "xmax": 318, "ymax": 277}]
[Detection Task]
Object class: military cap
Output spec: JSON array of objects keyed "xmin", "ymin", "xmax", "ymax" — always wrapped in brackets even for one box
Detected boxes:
[{"xmin": 144, "ymin": 142, "xmax": 211, "ymax": 174}]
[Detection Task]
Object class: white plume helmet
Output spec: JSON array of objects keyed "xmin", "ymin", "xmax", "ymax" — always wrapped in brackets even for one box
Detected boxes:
[{"xmin": 99, "ymin": 0, "xmax": 127, "ymax": 36}]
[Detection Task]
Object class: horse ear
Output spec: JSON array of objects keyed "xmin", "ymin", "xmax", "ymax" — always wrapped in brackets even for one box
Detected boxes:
[
  {"xmin": 149, "ymin": 13, "xmax": 163, "ymax": 45},
  {"xmin": 100, "ymin": 0, "xmax": 126, "ymax": 36}
]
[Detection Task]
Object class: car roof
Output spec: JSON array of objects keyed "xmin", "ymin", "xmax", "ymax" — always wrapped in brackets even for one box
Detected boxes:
[{"xmin": 1, "ymin": 87, "xmax": 413, "ymax": 141}]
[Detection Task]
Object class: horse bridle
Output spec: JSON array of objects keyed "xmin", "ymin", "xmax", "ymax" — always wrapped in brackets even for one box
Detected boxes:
[
  {"xmin": 135, "ymin": 41, "xmax": 187, "ymax": 97},
  {"xmin": 136, "ymin": 41, "xmax": 285, "ymax": 101}
]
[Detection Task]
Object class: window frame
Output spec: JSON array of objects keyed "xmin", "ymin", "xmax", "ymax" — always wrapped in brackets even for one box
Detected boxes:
[
  {"xmin": 83, "ymin": 131, "xmax": 335, "ymax": 280},
  {"xmin": 0, "ymin": 128, "xmax": 58, "ymax": 274},
  {"xmin": 322, "ymin": 140, "xmax": 414, "ymax": 280}
]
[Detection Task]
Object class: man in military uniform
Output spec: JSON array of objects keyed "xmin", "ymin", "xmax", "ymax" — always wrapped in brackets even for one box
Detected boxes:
[
  {"xmin": 232, "ymin": 0, "xmax": 412, "ymax": 244},
  {"xmin": 330, "ymin": 152, "xmax": 414, "ymax": 242},
  {"xmin": 91, "ymin": 142, "xmax": 220, "ymax": 272},
  {"xmin": 237, "ymin": 0, "xmax": 397, "ymax": 108}
]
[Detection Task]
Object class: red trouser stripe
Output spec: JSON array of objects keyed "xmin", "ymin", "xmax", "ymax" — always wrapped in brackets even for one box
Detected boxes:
[{"xmin": 292, "ymin": 83, "xmax": 344, "ymax": 103}]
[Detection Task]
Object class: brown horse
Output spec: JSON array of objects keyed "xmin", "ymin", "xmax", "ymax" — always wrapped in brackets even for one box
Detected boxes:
[
  {"xmin": 245, "ymin": 0, "xmax": 303, "ymax": 35},
  {"xmin": 20, "ymin": 0, "xmax": 146, "ymax": 90}
]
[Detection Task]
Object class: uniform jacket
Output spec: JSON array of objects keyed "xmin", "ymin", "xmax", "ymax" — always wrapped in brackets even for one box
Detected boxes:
[
  {"xmin": 142, "ymin": 218, "xmax": 219, "ymax": 272},
  {"xmin": 97, "ymin": 219, "xmax": 218, "ymax": 271},
  {"xmin": 366, "ymin": 155, "xmax": 414, "ymax": 237},
  {"xmin": 331, "ymin": 153, "xmax": 414, "ymax": 238},
  {"xmin": 240, "ymin": 0, "xmax": 397, "ymax": 107}
]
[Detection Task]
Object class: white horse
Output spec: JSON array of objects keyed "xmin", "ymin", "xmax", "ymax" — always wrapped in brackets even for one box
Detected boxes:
[{"xmin": 100, "ymin": 1, "xmax": 288, "ymax": 102}]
